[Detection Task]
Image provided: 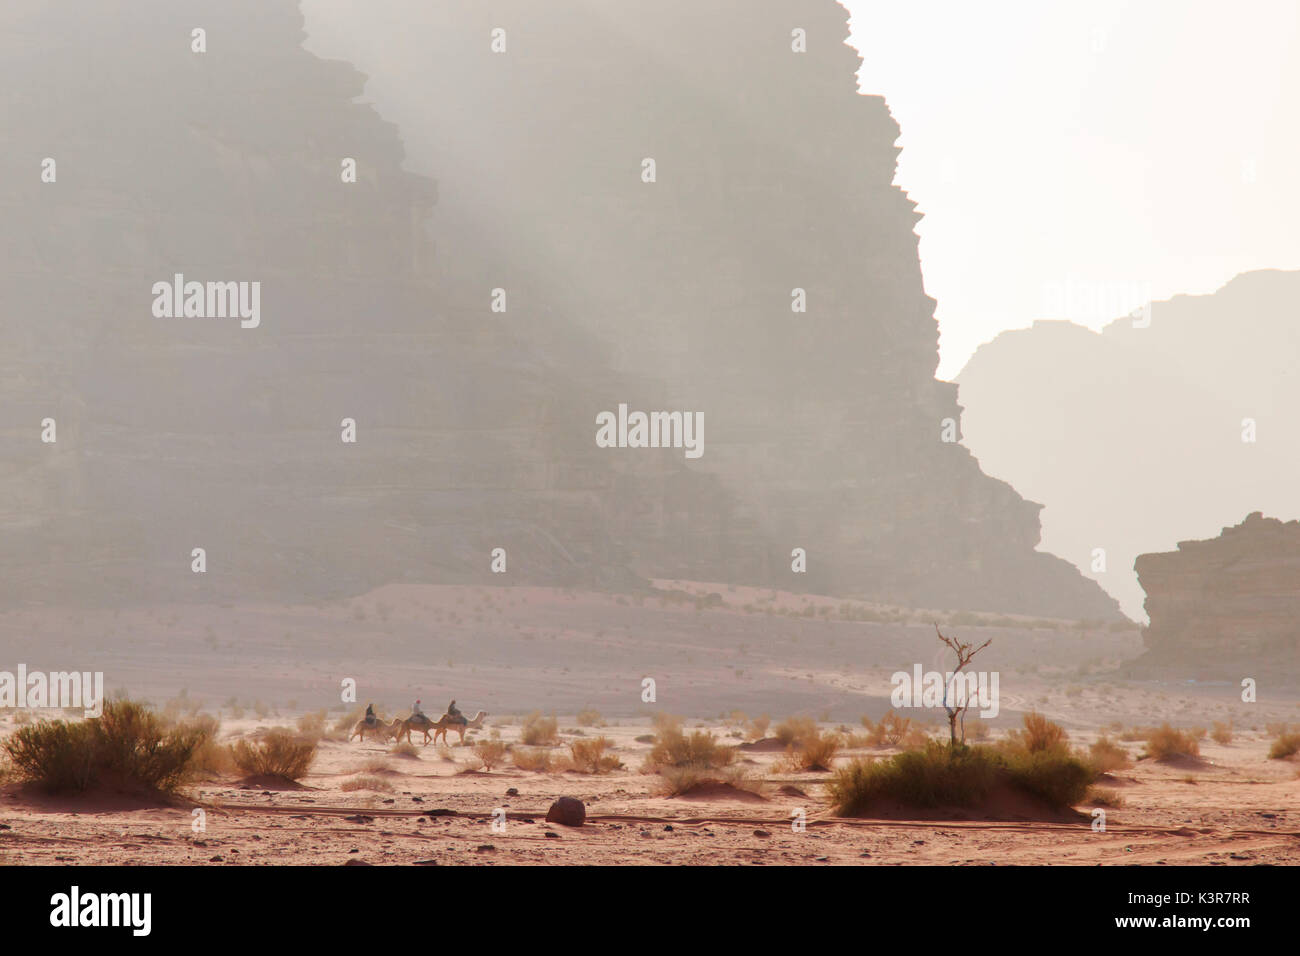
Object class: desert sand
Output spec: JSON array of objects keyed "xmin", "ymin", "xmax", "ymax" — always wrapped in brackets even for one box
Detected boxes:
[{"xmin": 1, "ymin": 582, "xmax": 1297, "ymax": 865}]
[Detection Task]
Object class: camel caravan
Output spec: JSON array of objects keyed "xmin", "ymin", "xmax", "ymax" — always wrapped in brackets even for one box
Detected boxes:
[{"xmin": 349, "ymin": 698, "xmax": 487, "ymax": 746}]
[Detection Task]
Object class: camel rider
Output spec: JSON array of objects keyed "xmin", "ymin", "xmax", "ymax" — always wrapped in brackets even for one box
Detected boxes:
[
  {"xmin": 412, "ymin": 699, "xmax": 428, "ymax": 725},
  {"xmin": 364, "ymin": 703, "xmax": 378, "ymax": 726},
  {"xmin": 446, "ymin": 699, "xmax": 467, "ymax": 726}
]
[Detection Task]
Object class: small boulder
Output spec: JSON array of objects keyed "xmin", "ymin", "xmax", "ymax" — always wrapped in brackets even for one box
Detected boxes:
[{"xmin": 545, "ymin": 796, "xmax": 586, "ymax": 827}]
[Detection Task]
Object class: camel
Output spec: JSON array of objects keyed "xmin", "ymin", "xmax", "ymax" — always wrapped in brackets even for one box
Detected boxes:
[
  {"xmin": 395, "ymin": 712, "xmax": 445, "ymax": 745},
  {"xmin": 395, "ymin": 710, "xmax": 488, "ymax": 746},
  {"xmin": 349, "ymin": 716, "xmax": 402, "ymax": 743},
  {"xmin": 432, "ymin": 710, "xmax": 488, "ymax": 746}
]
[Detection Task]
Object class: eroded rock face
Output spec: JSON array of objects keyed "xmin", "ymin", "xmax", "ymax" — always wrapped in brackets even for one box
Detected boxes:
[
  {"xmin": 0, "ymin": 0, "xmax": 1119, "ymax": 619},
  {"xmin": 1135, "ymin": 513, "xmax": 1300, "ymax": 676}
]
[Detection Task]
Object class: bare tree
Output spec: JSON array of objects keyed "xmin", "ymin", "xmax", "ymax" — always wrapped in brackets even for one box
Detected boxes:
[{"xmin": 935, "ymin": 624, "xmax": 991, "ymax": 749}]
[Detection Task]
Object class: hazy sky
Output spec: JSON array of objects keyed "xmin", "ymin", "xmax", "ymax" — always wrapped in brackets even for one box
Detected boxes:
[{"xmin": 845, "ymin": 0, "xmax": 1300, "ymax": 378}]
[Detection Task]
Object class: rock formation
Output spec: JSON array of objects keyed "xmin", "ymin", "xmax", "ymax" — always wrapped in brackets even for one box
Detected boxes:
[
  {"xmin": 0, "ymin": 0, "xmax": 1120, "ymax": 618},
  {"xmin": 956, "ymin": 269, "xmax": 1300, "ymax": 618},
  {"xmin": 1135, "ymin": 513, "xmax": 1300, "ymax": 678}
]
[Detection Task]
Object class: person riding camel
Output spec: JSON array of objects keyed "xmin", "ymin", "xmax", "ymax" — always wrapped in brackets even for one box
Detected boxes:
[
  {"xmin": 364, "ymin": 703, "xmax": 378, "ymax": 726},
  {"xmin": 412, "ymin": 698, "xmax": 429, "ymax": 726},
  {"xmin": 446, "ymin": 699, "xmax": 467, "ymax": 726}
]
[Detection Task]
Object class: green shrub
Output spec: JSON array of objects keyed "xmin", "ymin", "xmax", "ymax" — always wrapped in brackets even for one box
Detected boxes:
[
  {"xmin": 1, "ymin": 699, "xmax": 210, "ymax": 794},
  {"xmin": 827, "ymin": 739, "xmax": 1092, "ymax": 817}
]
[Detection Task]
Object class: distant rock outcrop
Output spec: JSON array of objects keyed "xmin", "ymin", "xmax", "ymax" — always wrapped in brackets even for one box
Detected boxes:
[
  {"xmin": 1135, "ymin": 513, "xmax": 1300, "ymax": 678},
  {"xmin": 956, "ymin": 269, "xmax": 1300, "ymax": 618},
  {"xmin": 0, "ymin": 0, "xmax": 1120, "ymax": 619}
]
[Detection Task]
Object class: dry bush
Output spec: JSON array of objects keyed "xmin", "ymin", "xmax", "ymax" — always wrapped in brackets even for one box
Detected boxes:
[
  {"xmin": 296, "ymin": 709, "xmax": 328, "ymax": 741},
  {"xmin": 566, "ymin": 736, "xmax": 624, "ymax": 773},
  {"xmin": 1088, "ymin": 736, "xmax": 1132, "ymax": 774},
  {"xmin": 1210, "ymin": 721, "xmax": 1234, "ymax": 745},
  {"xmin": 651, "ymin": 712, "xmax": 684, "ymax": 733},
  {"xmin": 643, "ymin": 727, "xmax": 735, "ymax": 772},
  {"xmin": 511, "ymin": 747, "xmax": 555, "ymax": 772},
  {"xmin": 779, "ymin": 729, "xmax": 842, "ymax": 772},
  {"xmin": 1268, "ymin": 731, "xmax": 1300, "ymax": 760},
  {"xmin": 1118, "ymin": 726, "xmax": 1149, "ymax": 743},
  {"xmin": 520, "ymin": 711, "xmax": 559, "ymax": 746},
  {"xmin": 1143, "ymin": 724, "xmax": 1200, "ymax": 761},
  {"xmin": 745, "ymin": 714, "xmax": 771, "ymax": 741},
  {"xmin": 879, "ymin": 711, "xmax": 913, "ymax": 746},
  {"xmin": 657, "ymin": 765, "xmax": 758, "ymax": 797},
  {"xmin": 473, "ymin": 739, "xmax": 508, "ymax": 770},
  {"xmin": 1006, "ymin": 712, "xmax": 1069, "ymax": 753},
  {"xmin": 1264, "ymin": 722, "xmax": 1291, "ymax": 737},
  {"xmin": 1087, "ymin": 786, "xmax": 1124, "ymax": 808},
  {"xmin": 333, "ymin": 706, "xmax": 364, "ymax": 734},
  {"xmin": 1, "ymin": 699, "xmax": 211, "ymax": 795},
  {"xmin": 341, "ymin": 774, "xmax": 393, "ymax": 793},
  {"xmin": 575, "ymin": 708, "xmax": 604, "ymax": 728},
  {"xmin": 773, "ymin": 716, "xmax": 818, "ymax": 748},
  {"xmin": 231, "ymin": 731, "xmax": 316, "ymax": 780},
  {"xmin": 189, "ymin": 714, "xmax": 235, "ymax": 777},
  {"xmin": 964, "ymin": 719, "xmax": 991, "ymax": 742},
  {"xmin": 389, "ymin": 741, "xmax": 420, "ymax": 758}
]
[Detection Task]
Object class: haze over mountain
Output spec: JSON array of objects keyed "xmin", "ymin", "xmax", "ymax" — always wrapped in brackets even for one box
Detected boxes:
[
  {"xmin": 0, "ymin": 0, "xmax": 1119, "ymax": 619},
  {"xmin": 956, "ymin": 269, "xmax": 1300, "ymax": 619}
]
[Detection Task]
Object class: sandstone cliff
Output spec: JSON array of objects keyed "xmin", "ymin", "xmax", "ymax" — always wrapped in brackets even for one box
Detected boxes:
[
  {"xmin": 0, "ymin": 0, "xmax": 1120, "ymax": 618},
  {"xmin": 1135, "ymin": 513, "xmax": 1300, "ymax": 678},
  {"xmin": 956, "ymin": 269, "xmax": 1300, "ymax": 618}
]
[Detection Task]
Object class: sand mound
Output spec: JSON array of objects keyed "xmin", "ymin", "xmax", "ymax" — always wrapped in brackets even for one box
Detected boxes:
[
  {"xmin": 846, "ymin": 783, "xmax": 1087, "ymax": 824},
  {"xmin": 5, "ymin": 779, "xmax": 193, "ymax": 813},
  {"xmin": 737, "ymin": 737, "xmax": 787, "ymax": 753},
  {"xmin": 669, "ymin": 781, "xmax": 768, "ymax": 803}
]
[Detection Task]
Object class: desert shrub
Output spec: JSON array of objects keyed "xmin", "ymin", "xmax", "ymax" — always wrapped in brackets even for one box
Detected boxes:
[
  {"xmin": 1006, "ymin": 712, "xmax": 1068, "ymax": 753},
  {"xmin": 964, "ymin": 719, "xmax": 990, "ymax": 742},
  {"xmin": 1, "ymin": 699, "xmax": 210, "ymax": 794},
  {"xmin": 779, "ymin": 730, "xmax": 842, "ymax": 772},
  {"xmin": 511, "ymin": 747, "xmax": 555, "ymax": 772},
  {"xmin": 1002, "ymin": 747, "xmax": 1092, "ymax": 806},
  {"xmin": 189, "ymin": 715, "xmax": 235, "ymax": 776},
  {"xmin": 472, "ymin": 739, "xmax": 508, "ymax": 770},
  {"xmin": 341, "ymin": 774, "xmax": 393, "ymax": 793},
  {"xmin": 651, "ymin": 712, "xmax": 684, "ymax": 733},
  {"xmin": 827, "ymin": 743, "xmax": 1000, "ymax": 815},
  {"xmin": 567, "ymin": 736, "xmax": 624, "ymax": 773},
  {"xmin": 657, "ymin": 765, "xmax": 757, "ymax": 797},
  {"xmin": 1088, "ymin": 736, "xmax": 1132, "ymax": 774},
  {"xmin": 389, "ymin": 741, "xmax": 420, "ymax": 758},
  {"xmin": 230, "ymin": 731, "xmax": 316, "ymax": 780},
  {"xmin": 1088, "ymin": 786, "xmax": 1124, "ymax": 808},
  {"xmin": 1268, "ymin": 732, "xmax": 1300, "ymax": 760},
  {"xmin": 745, "ymin": 714, "xmax": 771, "ymax": 741},
  {"xmin": 333, "ymin": 706, "xmax": 365, "ymax": 734},
  {"xmin": 1210, "ymin": 721, "xmax": 1234, "ymax": 745},
  {"xmin": 520, "ymin": 711, "xmax": 559, "ymax": 746},
  {"xmin": 296, "ymin": 709, "xmax": 328, "ymax": 741},
  {"xmin": 1144, "ymin": 724, "xmax": 1200, "ymax": 761},
  {"xmin": 643, "ymin": 727, "xmax": 735, "ymax": 772},
  {"xmin": 827, "ymin": 741, "xmax": 1092, "ymax": 816},
  {"xmin": 575, "ymin": 708, "xmax": 604, "ymax": 728},
  {"xmin": 879, "ymin": 711, "xmax": 913, "ymax": 747},
  {"xmin": 773, "ymin": 716, "xmax": 818, "ymax": 748}
]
